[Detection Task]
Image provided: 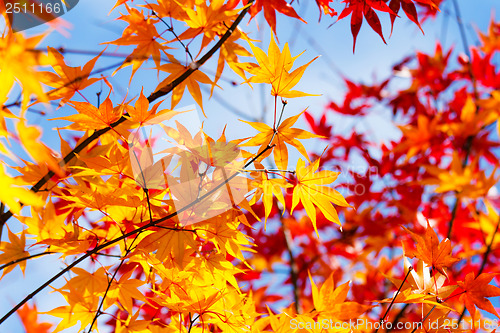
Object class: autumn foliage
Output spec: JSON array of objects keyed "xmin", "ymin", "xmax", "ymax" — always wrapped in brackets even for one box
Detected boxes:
[{"xmin": 1, "ymin": 0, "xmax": 500, "ymax": 332}]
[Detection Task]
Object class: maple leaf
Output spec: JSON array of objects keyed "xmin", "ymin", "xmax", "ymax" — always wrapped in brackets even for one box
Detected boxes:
[
  {"xmin": 388, "ymin": 0, "xmax": 424, "ymax": 36},
  {"xmin": 62, "ymin": 267, "xmax": 109, "ymax": 297},
  {"xmin": 439, "ymin": 96, "xmax": 498, "ymax": 138},
  {"xmin": 125, "ymin": 89, "xmax": 179, "ymax": 125},
  {"xmin": 104, "ymin": 268, "xmax": 146, "ymax": 313},
  {"xmin": 0, "ymin": 227, "xmax": 29, "ymax": 278},
  {"xmin": 291, "ymin": 158, "xmax": 351, "ymax": 236},
  {"xmin": 17, "ymin": 121, "xmax": 64, "ymax": 177},
  {"xmin": 200, "ymin": 213, "xmax": 255, "ymax": 262},
  {"xmin": 247, "ymin": 0, "xmax": 306, "ymax": 35},
  {"xmin": 395, "ymin": 114, "xmax": 441, "ymax": 160},
  {"xmin": 0, "ymin": 164, "xmax": 44, "ymax": 214},
  {"xmin": 174, "ymin": 0, "xmax": 243, "ymax": 53},
  {"xmin": 478, "ymin": 17, "xmax": 500, "ymax": 54},
  {"xmin": 250, "ymin": 166, "xmax": 290, "ymax": 225},
  {"xmin": 338, "ymin": 0, "xmax": 394, "ymax": 52},
  {"xmin": 421, "ymin": 153, "xmax": 498, "ymax": 199},
  {"xmin": 136, "ymin": 228, "xmax": 197, "ymax": 269},
  {"xmin": 239, "ymin": 34, "xmax": 319, "ymax": 98},
  {"xmin": 155, "ymin": 60, "xmax": 218, "ymax": 114},
  {"xmin": 402, "ymin": 222, "xmax": 460, "ymax": 277},
  {"xmin": 0, "ymin": 31, "xmax": 49, "ymax": 110},
  {"xmin": 386, "ymin": 257, "xmax": 457, "ymax": 299},
  {"xmin": 309, "ymin": 272, "xmax": 372, "ymax": 320},
  {"xmin": 16, "ymin": 303, "xmax": 52, "ymax": 333},
  {"xmin": 458, "ymin": 272, "xmax": 500, "ymax": 324},
  {"xmin": 52, "ymin": 97, "xmax": 123, "ymax": 131},
  {"xmin": 115, "ymin": 310, "xmax": 151, "ymax": 333},
  {"xmin": 215, "ymin": 30, "xmax": 252, "ymax": 84},
  {"xmin": 242, "ymin": 111, "xmax": 321, "ymax": 170},
  {"xmin": 315, "ymin": 0, "xmax": 338, "ymax": 18},
  {"xmin": 39, "ymin": 47, "xmax": 103, "ymax": 102},
  {"xmin": 105, "ymin": 4, "xmax": 172, "ymax": 78},
  {"xmin": 46, "ymin": 286, "xmax": 100, "ymax": 333}
]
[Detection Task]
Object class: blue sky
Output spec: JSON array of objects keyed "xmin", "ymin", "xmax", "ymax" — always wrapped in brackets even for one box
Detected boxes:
[{"xmin": 2, "ymin": 0, "xmax": 500, "ymax": 331}]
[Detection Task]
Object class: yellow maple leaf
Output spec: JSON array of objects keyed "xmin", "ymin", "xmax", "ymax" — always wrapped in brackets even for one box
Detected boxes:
[
  {"xmin": 309, "ymin": 272, "xmax": 372, "ymax": 320},
  {"xmin": 291, "ymin": 158, "xmax": 351, "ymax": 236},
  {"xmin": 136, "ymin": 228, "xmax": 197, "ymax": 269},
  {"xmin": 0, "ymin": 31, "xmax": 49, "ymax": 110},
  {"xmin": 17, "ymin": 121, "xmax": 64, "ymax": 177},
  {"xmin": 175, "ymin": 0, "xmax": 243, "ymax": 52},
  {"xmin": 46, "ymin": 286, "xmax": 99, "ymax": 333},
  {"xmin": 0, "ymin": 227, "xmax": 30, "ymax": 278},
  {"xmin": 239, "ymin": 33, "xmax": 318, "ymax": 98},
  {"xmin": 251, "ymin": 174, "xmax": 290, "ymax": 226},
  {"xmin": 0, "ymin": 164, "xmax": 44, "ymax": 215},
  {"xmin": 104, "ymin": 269, "xmax": 146, "ymax": 313},
  {"xmin": 421, "ymin": 152, "xmax": 498, "ymax": 198},
  {"xmin": 242, "ymin": 111, "xmax": 322, "ymax": 170}
]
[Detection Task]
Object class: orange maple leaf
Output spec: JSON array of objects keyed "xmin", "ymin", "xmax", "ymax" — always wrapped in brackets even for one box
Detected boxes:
[
  {"xmin": 402, "ymin": 222, "xmax": 460, "ymax": 277},
  {"xmin": 155, "ymin": 60, "xmax": 218, "ymax": 114},
  {"xmin": 53, "ymin": 97, "xmax": 123, "ymax": 131},
  {"xmin": 105, "ymin": 4, "xmax": 172, "ymax": 78},
  {"xmin": 0, "ymin": 227, "xmax": 29, "ymax": 278},
  {"xmin": 40, "ymin": 47, "xmax": 103, "ymax": 103},
  {"xmin": 458, "ymin": 272, "xmax": 500, "ymax": 324},
  {"xmin": 17, "ymin": 303, "xmax": 52, "ymax": 333}
]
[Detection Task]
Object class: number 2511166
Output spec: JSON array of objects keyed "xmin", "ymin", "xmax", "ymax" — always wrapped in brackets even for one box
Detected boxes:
[{"xmin": 5, "ymin": 1, "xmax": 62, "ymax": 14}]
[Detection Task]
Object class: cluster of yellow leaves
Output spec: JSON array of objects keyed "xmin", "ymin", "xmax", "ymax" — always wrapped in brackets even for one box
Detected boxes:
[
  {"xmin": 0, "ymin": 31, "xmax": 49, "ymax": 110},
  {"xmin": 421, "ymin": 153, "xmax": 498, "ymax": 198}
]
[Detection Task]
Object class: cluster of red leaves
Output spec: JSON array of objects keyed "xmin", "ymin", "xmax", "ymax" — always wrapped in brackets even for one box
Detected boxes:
[
  {"xmin": 246, "ymin": 0, "xmax": 442, "ymax": 51},
  {"xmin": 232, "ymin": 17, "xmax": 500, "ymax": 330}
]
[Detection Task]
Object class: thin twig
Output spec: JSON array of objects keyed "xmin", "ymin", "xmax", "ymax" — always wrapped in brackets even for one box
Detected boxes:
[
  {"xmin": 0, "ymin": 252, "xmax": 55, "ymax": 271},
  {"xmin": 374, "ymin": 266, "xmax": 413, "ymax": 333}
]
